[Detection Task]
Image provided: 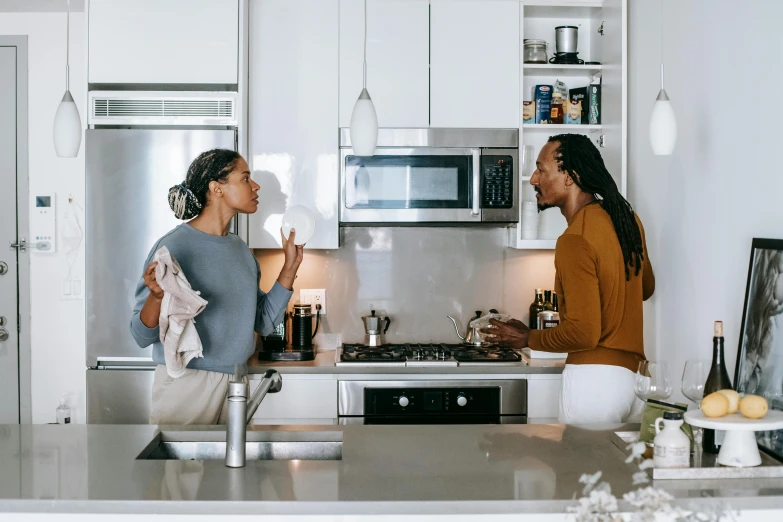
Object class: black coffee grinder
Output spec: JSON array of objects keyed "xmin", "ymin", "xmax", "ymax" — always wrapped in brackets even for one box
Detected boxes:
[{"xmin": 258, "ymin": 303, "xmax": 320, "ymax": 362}]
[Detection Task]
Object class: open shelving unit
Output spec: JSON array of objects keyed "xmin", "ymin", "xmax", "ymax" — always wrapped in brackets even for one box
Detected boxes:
[
  {"xmin": 522, "ymin": 124, "xmax": 602, "ymax": 131},
  {"xmin": 508, "ymin": 0, "xmax": 626, "ymax": 250}
]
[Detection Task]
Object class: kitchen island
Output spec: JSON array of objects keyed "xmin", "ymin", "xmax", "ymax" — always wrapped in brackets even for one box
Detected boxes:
[{"xmin": 1, "ymin": 423, "xmax": 781, "ymax": 520}]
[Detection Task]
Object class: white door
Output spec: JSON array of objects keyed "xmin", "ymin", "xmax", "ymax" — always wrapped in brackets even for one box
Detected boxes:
[
  {"xmin": 0, "ymin": 46, "xmax": 20, "ymax": 424},
  {"xmin": 430, "ymin": 0, "xmax": 520, "ymax": 128},
  {"xmin": 339, "ymin": 0, "xmax": 430, "ymax": 128}
]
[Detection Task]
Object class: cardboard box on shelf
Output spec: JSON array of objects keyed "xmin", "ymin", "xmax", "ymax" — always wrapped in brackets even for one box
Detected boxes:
[
  {"xmin": 534, "ymin": 85, "xmax": 552, "ymax": 124},
  {"xmin": 522, "ymin": 101, "xmax": 535, "ymax": 124},
  {"xmin": 589, "ymin": 84, "xmax": 601, "ymax": 125},
  {"xmin": 567, "ymin": 86, "xmax": 587, "ymax": 124}
]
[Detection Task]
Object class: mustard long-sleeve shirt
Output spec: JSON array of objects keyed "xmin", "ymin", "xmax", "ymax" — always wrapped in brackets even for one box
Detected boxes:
[{"xmin": 528, "ymin": 202, "xmax": 655, "ymax": 372}]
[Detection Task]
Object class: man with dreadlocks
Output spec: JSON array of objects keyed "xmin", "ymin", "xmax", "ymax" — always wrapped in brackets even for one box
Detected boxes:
[{"xmin": 482, "ymin": 134, "xmax": 655, "ymax": 424}]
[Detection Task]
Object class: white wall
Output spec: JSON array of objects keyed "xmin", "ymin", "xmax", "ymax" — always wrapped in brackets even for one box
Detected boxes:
[
  {"xmin": 0, "ymin": 12, "xmax": 87, "ymax": 423},
  {"xmin": 629, "ymin": 0, "xmax": 783, "ymax": 401}
]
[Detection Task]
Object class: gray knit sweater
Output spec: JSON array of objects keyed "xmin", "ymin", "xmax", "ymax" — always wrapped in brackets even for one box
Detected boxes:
[{"xmin": 130, "ymin": 224, "xmax": 292, "ymax": 374}]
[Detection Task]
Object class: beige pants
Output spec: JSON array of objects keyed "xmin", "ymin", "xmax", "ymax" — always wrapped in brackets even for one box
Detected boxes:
[{"xmin": 149, "ymin": 365, "xmax": 232, "ymax": 425}]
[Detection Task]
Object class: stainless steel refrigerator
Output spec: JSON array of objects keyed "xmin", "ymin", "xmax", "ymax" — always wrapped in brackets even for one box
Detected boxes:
[{"xmin": 86, "ymin": 128, "xmax": 236, "ymax": 424}]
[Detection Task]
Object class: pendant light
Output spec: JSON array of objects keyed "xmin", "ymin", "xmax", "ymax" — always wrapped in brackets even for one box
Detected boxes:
[
  {"xmin": 649, "ymin": 0, "xmax": 677, "ymax": 155},
  {"xmin": 349, "ymin": 0, "xmax": 378, "ymax": 157},
  {"xmin": 53, "ymin": 0, "xmax": 82, "ymax": 158}
]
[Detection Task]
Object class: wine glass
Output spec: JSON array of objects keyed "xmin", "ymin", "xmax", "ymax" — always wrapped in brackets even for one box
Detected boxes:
[
  {"xmin": 635, "ymin": 361, "xmax": 673, "ymax": 402},
  {"xmin": 682, "ymin": 360, "xmax": 709, "ymax": 445},
  {"xmin": 681, "ymin": 360, "xmax": 709, "ymax": 405}
]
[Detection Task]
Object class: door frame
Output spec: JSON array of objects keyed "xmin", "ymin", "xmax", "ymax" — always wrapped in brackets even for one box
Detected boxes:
[{"xmin": 0, "ymin": 36, "xmax": 31, "ymax": 424}]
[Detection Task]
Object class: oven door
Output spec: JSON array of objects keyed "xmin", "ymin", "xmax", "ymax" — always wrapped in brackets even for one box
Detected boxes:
[
  {"xmin": 338, "ymin": 380, "xmax": 527, "ymax": 425},
  {"xmin": 340, "ymin": 148, "xmax": 482, "ymax": 224}
]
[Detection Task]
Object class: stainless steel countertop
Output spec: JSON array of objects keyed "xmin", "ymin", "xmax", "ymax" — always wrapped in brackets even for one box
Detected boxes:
[
  {"xmin": 248, "ymin": 351, "xmax": 565, "ymax": 376},
  {"xmin": 0, "ymin": 423, "xmax": 781, "ymax": 516}
]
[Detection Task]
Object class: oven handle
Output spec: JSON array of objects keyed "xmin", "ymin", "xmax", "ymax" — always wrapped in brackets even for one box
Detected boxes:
[{"xmin": 471, "ymin": 149, "xmax": 481, "ymax": 216}]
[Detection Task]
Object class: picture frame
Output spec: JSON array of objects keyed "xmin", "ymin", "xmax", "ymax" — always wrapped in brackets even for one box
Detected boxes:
[{"xmin": 734, "ymin": 238, "xmax": 783, "ymax": 462}]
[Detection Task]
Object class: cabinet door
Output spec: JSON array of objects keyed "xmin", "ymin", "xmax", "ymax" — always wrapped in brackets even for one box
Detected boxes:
[
  {"xmin": 597, "ymin": 0, "xmax": 627, "ymax": 195},
  {"xmin": 249, "ymin": 378, "xmax": 337, "ymax": 423},
  {"xmin": 88, "ymin": 0, "xmax": 239, "ymax": 84},
  {"xmin": 430, "ymin": 0, "xmax": 520, "ymax": 128},
  {"xmin": 339, "ymin": 0, "xmax": 430, "ymax": 128},
  {"xmin": 248, "ymin": 0, "xmax": 339, "ymax": 249},
  {"xmin": 527, "ymin": 375, "xmax": 561, "ymax": 422}
]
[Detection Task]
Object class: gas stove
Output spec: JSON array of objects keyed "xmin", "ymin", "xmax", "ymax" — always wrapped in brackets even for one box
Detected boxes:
[{"xmin": 337, "ymin": 343, "xmax": 524, "ymax": 367}]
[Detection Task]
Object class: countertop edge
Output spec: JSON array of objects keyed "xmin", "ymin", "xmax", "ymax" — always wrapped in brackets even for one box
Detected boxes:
[
  {"xmin": 0, "ymin": 496, "xmax": 776, "ymax": 516},
  {"xmin": 248, "ymin": 351, "xmax": 564, "ymax": 376}
]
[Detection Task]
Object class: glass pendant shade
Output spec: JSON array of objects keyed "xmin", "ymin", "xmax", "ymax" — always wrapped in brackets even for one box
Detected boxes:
[
  {"xmin": 649, "ymin": 88, "xmax": 677, "ymax": 156},
  {"xmin": 350, "ymin": 88, "xmax": 378, "ymax": 157},
  {"xmin": 54, "ymin": 90, "xmax": 82, "ymax": 158}
]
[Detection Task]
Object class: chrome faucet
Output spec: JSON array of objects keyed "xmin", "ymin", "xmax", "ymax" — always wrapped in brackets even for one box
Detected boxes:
[{"xmin": 225, "ymin": 369, "xmax": 283, "ymax": 468}]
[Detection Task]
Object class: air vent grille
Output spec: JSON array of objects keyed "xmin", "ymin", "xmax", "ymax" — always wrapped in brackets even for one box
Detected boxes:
[{"xmin": 92, "ymin": 98, "xmax": 234, "ymax": 118}]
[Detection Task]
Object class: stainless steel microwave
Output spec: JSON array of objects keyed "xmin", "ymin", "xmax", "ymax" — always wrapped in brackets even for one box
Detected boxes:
[{"xmin": 339, "ymin": 128, "xmax": 519, "ymax": 225}]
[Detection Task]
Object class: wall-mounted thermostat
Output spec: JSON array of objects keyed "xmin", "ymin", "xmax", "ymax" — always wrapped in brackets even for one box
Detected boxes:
[{"xmin": 31, "ymin": 193, "xmax": 56, "ymax": 252}]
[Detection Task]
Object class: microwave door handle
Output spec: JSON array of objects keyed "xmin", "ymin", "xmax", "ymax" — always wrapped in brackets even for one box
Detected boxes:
[{"xmin": 471, "ymin": 149, "xmax": 481, "ymax": 216}]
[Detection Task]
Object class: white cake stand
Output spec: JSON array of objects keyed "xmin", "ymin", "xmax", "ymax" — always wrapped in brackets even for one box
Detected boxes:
[{"xmin": 684, "ymin": 410, "xmax": 783, "ymax": 467}]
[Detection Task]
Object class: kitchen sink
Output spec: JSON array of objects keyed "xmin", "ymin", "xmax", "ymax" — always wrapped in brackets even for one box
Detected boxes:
[{"xmin": 136, "ymin": 430, "xmax": 343, "ymax": 461}]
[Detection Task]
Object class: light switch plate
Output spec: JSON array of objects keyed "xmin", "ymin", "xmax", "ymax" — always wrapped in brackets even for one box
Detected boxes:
[
  {"xmin": 61, "ymin": 278, "xmax": 84, "ymax": 300},
  {"xmin": 300, "ymin": 289, "xmax": 326, "ymax": 315}
]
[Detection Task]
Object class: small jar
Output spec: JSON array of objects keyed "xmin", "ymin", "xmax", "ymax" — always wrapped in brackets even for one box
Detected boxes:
[
  {"xmin": 537, "ymin": 310, "xmax": 559, "ymax": 329},
  {"xmin": 653, "ymin": 412, "xmax": 690, "ymax": 468},
  {"xmin": 523, "ymin": 39, "xmax": 548, "ymax": 64}
]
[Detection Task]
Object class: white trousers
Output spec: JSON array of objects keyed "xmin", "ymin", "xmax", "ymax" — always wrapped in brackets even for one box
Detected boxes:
[{"xmin": 558, "ymin": 364, "xmax": 645, "ymax": 426}]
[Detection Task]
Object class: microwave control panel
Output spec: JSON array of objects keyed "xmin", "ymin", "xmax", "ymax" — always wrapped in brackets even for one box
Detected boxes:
[{"xmin": 481, "ymin": 155, "xmax": 513, "ymax": 208}]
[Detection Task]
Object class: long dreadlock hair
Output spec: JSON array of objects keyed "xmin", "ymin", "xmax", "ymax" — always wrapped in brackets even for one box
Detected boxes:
[{"xmin": 548, "ymin": 134, "xmax": 644, "ymax": 280}]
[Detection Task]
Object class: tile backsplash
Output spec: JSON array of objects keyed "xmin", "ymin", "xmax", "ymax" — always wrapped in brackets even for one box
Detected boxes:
[{"xmin": 255, "ymin": 227, "xmax": 555, "ymax": 350}]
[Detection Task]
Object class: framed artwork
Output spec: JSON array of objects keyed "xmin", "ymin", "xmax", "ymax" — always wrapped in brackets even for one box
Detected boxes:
[{"xmin": 735, "ymin": 238, "xmax": 783, "ymax": 461}]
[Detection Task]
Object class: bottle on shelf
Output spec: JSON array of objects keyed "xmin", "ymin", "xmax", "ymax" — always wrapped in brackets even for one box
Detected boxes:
[
  {"xmin": 529, "ymin": 289, "xmax": 545, "ymax": 329},
  {"xmin": 543, "ymin": 290, "xmax": 555, "ymax": 312},
  {"xmin": 56, "ymin": 395, "xmax": 71, "ymax": 424},
  {"xmin": 550, "ymin": 93, "xmax": 565, "ymax": 124},
  {"xmin": 702, "ymin": 321, "xmax": 732, "ymax": 454},
  {"xmin": 552, "ymin": 292, "xmax": 559, "ymax": 312}
]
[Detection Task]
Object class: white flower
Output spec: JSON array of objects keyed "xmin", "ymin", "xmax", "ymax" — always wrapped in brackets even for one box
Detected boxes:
[
  {"xmin": 625, "ymin": 442, "xmax": 647, "ymax": 463},
  {"xmin": 638, "ymin": 459, "xmax": 655, "ymax": 470},
  {"xmin": 579, "ymin": 471, "xmax": 604, "ymax": 495},
  {"xmin": 624, "ymin": 486, "xmax": 674, "ymax": 511},
  {"xmin": 568, "ymin": 488, "xmax": 620, "ymax": 522},
  {"xmin": 631, "ymin": 471, "xmax": 650, "ymax": 486}
]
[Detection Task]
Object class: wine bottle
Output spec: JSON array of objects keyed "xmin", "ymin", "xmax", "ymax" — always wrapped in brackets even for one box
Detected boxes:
[
  {"xmin": 552, "ymin": 293, "xmax": 559, "ymax": 312},
  {"xmin": 702, "ymin": 321, "xmax": 733, "ymax": 454},
  {"xmin": 543, "ymin": 290, "xmax": 555, "ymax": 312},
  {"xmin": 529, "ymin": 289, "xmax": 545, "ymax": 329}
]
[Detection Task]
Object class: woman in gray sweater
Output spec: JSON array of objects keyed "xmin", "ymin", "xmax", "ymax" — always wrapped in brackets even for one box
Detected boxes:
[{"xmin": 130, "ymin": 149, "xmax": 303, "ymax": 424}]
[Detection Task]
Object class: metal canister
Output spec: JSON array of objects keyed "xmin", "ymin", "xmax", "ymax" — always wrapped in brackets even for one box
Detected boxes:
[
  {"xmin": 538, "ymin": 310, "xmax": 560, "ymax": 329},
  {"xmin": 291, "ymin": 304, "xmax": 313, "ymax": 348}
]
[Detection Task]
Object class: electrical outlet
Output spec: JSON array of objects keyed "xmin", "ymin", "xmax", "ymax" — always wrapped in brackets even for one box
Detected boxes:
[{"xmin": 300, "ymin": 289, "xmax": 327, "ymax": 315}]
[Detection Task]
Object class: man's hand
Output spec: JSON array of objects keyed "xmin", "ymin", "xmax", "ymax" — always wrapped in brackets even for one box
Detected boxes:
[{"xmin": 480, "ymin": 318, "xmax": 531, "ymax": 350}]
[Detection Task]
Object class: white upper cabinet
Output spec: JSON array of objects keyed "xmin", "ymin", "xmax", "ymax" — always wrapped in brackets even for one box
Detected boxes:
[
  {"xmin": 430, "ymin": 0, "xmax": 520, "ymax": 128},
  {"xmin": 339, "ymin": 0, "xmax": 430, "ymax": 128},
  {"xmin": 88, "ymin": 0, "xmax": 239, "ymax": 84},
  {"xmin": 247, "ymin": 0, "xmax": 339, "ymax": 249}
]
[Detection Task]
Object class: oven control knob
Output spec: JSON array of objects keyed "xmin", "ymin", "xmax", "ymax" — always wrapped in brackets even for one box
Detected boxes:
[
  {"xmin": 398, "ymin": 396, "xmax": 409, "ymax": 408},
  {"xmin": 457, "ymin": 395, "xmax": 468, "ymax": 407}
]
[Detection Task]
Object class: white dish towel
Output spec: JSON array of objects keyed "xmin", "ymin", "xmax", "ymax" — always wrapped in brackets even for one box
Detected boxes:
[{"xmin": 154, "ymin": 246, "xmax": 208, "ymax": 378}]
